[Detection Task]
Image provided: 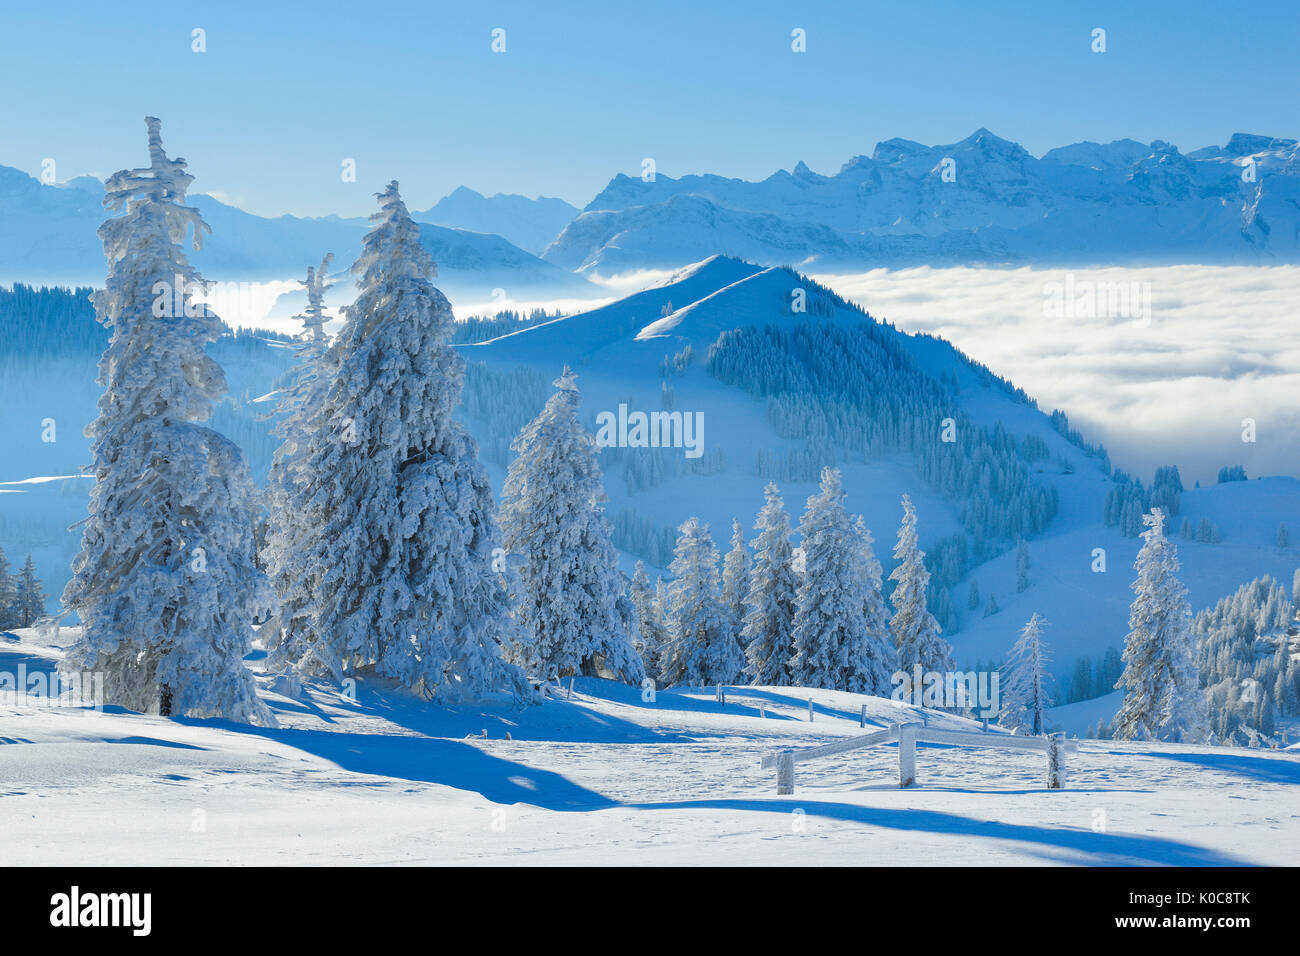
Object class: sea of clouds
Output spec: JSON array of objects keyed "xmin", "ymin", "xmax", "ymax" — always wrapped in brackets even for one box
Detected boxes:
[{"xmin": 814, "ymin": 265, "xmax": 1300, "ymax": 487}]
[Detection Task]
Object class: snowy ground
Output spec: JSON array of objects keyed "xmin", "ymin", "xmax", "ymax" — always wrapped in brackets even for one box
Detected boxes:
[{"xmin": 2, "ymin": 627, "xmax": 1295, "ymax": 866}]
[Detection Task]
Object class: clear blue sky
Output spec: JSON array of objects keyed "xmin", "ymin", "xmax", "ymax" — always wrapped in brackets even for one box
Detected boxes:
[{"xmin": 2, "ymin": 0, "xmax": 1295, "ymax": 217}]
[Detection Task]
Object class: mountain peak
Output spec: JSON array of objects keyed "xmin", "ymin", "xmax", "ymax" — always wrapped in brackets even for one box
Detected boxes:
[{"xmin": 1224, "ymin": 133, "xmax": 1297, "ymax": 156}]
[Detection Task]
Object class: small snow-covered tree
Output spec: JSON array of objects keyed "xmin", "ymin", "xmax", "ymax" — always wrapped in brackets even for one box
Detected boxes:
[
  {"xmin": 630, "ymin": 561, "xmax": 666, "ymax": 677},
  {"xmin": 262, "ymin": 254, "xmax": 335, "ymax": 672},
  {"xmin": 999, "ymin": 613, "xmax": 1052, "ymax": 733},
  {"xmin": 500, "ymin": 367, "xmax": 644, "ymax": 684},
  {"xmin": 1015, "ymin": 538, "xmax": 1030, "ymax": 593},
  {"xmin": 789, "ymin": 469, "xmax": 892, "ymax": 693},
  {"xmin": 290, "ymin": 182, "xmax": 529, "ymax": 702},
  {"xmin": 0, "ymin": 547, "xmax": 16, "ymax": 630},
  {"xmin": 742, "ymin": 483, "xmax": 799, "ymax": 685},
  {"xmin": 61, "ymin": 118, "xmax": 272, "ymax": 724},
  {"xmin": 721, "ymin": 517, "xmax": 751, "ymax": 650},
  {"xmin": 1279, "ymin": 524, "xmax": 1289, "ymax": 549},
  {"xmin": 660, "ymin": 517, "xmax": 742, "ymax": 686},
  {"xmin": 1113, "ymin": 509, "xmax": 1206, "ymax": 742},
  {"xmin": 967, "ymin": 579, "xmax": 980, "ymax": 611},
  {"xmin": 14, "ymin": 556, "xmax": 46, "ymax": 628},
  {"xmin": 889, "ymin": 494, "xmax": 953, "ymax": 675}
]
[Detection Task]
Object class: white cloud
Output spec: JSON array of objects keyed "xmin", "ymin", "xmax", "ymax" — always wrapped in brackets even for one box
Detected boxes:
[{"xmin": 813, "ymin": 264, "xmax": 1300, "ymax": 485}]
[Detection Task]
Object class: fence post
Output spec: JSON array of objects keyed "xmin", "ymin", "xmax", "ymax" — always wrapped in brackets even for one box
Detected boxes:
[
  {"xmin": 860, "ymin": 704, "xmax": 867, "ymax": 728},
  {"xmin": 808, "ymin": 699, "xmax": 814, "ymax": 722},
  {"xmin": 1046, "ymin": 732, "xmax": 1065, "ymax": 789},
  {"xmin": 897, "ymin": 724, "xmax": 916, "ymax": 788},
  {"xmin": 776, "ymin": 751, "xmax": 795, "ymax": 795}
]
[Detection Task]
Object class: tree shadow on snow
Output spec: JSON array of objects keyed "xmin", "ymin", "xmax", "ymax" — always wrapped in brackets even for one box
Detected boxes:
[
  {"xmin": 1116, "ymin": 748, "xmax": 1300, "ymax": 786},
  {"xmin": 209, "ymin": 720, "xmax": 619, "ymax": 812},
  {"xmin": 624, "ymin": 798, "xmax": 1251, "ymax": 866}
]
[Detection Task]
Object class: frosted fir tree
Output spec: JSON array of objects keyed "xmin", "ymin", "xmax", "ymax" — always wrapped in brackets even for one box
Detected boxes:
[
  {"xmin": 721, "ymin": 517, "xmax": 751, "ymax": 651},
  {"xmin": 660, "ymin": 517, "xmax": 743, "ymax": 686},
  {"xmin": 630, "ymin": 561, "xmax": 666, "ymax": 677},
  {"xmin": 290, "ymin": 182, "xmax": 529, "ymax": 702},
  {"xmin": 1113, "ymin": 509, "xmax": 1206, "ymax": 742},
  {"xmin": 15, "ymin": 556, "xmax": 46, "ymax": 628},
  {"xmin": 789, "ymin": 469, "xmax": 893, "ymax": 694},
  {"xmin": 500, "ymin": 368, "xmax": 644, "ymax": 684},
  {"xmin": 262, "ymin": 254, "xmax": 336, "ymax": 672},
  {"xmin": 999, "ymin": 613, "xmax": 1052, "ymax": 733},
  {"xmin": 889, "ymin": 494, "xmax": 953, "ymax": 675},
  {"xmin": 61, "ymin": 118, "xmax": 273, "ymax": 725},
  {"xmin": 1015, "ymin": 539, "xmax": 1030, "ymax": 593},
  {"xmin": 0, "ymin": 546, "xmax": 16, "ymax": 630},
  {"xmin": 743, "ymin": 483, "xmax": 799, "ymax": 686}
]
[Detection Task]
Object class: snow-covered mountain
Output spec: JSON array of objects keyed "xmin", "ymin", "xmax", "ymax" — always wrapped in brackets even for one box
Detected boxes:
[
  {"xmin": 457, "ymin": 256, "xmax": 1300, "ymax": 696},
  {"xmin": 416, "ymin": 186, "xmax": 579, "ymax": 256},
  {"xmin": 3, "ymin": 257, "xmax": 1297, "ymax": 720},
  {"xmin": 0, "ymin": 167, "xmax": 594, "ymax": 301},
  {"xmin": 542, "ymin": 129, "xmax": 1300, "ymax": 272}
]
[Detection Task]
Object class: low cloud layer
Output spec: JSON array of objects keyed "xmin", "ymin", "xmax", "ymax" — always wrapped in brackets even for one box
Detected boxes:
[{"xmin": 814, "ymin": 265, "xmax": 1300, "ymax": 486}]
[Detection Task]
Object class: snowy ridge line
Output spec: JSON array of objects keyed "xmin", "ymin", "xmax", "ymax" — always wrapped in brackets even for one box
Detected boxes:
[{"xmin": 634, "ymin": 267, "xmax": 779, "ymax": 340}]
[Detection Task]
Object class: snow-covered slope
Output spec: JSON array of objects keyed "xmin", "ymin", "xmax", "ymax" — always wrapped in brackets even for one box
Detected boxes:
[
  {"xmin": 458, "ymin": 257, "xmax": 1300, "ymax": 709},
  {"xmin": 1, "ymin": 626, "xmax": 1293, "ymax": 865},
  {"xmin": 4, "ymin": 259, "xmax": 1297, "ymax": 730},
  {"xmin": 543, "ymin": 129, "xmax": 1300, "ymax": 273}
]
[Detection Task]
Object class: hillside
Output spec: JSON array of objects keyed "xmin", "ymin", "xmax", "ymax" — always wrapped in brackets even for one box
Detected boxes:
[
  {"xmin": 0, "ymin": 625, "xmax": 1293, "ymax": 865},
  {"xmin": 3, "ymin": 260, "xmax": 1298, "ymax": 733}
]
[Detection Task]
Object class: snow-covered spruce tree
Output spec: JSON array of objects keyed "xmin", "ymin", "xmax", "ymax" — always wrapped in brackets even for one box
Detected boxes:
[
  {"xmin": 262, "ymin": 255, "xmax": 335, "ymax": 672},
  {"xmin": 742, "ymin": 483, "xmax": 799, "ymax": 685},
  {"xmin": 61, "ymin": 117, "xmax": 273, "ymax": 724},
  {"xmin": 630, "ymin": 560, "xmax": 666, "ymax": 678},
  {"xmin": 999, "ymin": 612, "xmax": 1052, "ymax": 733},
  {"xmin": 789, "ymin": 468, "xmax": 893, "ymax": 693},
  {"xmin": 500, "ymin": 367, "xmax": 644, "ymax": 683},
  {"xmin": 1015, "ymin": 538, "xmax": 1030, "ymax": 593},
  {"xmin": 291, "ymin": 182, "xmax": 529, "ymax": 702},
  {"xmin": 660, "ymin": 517, "xmax": 743, "ymax": 686},
  {"xmin": 1113, "ymin": 509, "xmax": 1206, "ymax": 742},
  {"xmin": 889, "ymin": 494, "xmax": 953, "ymax": 675},
  {"xmin": 0, "ymin": 546, "xmax": 16, "ymax": 630},
  {"xmin": 721, "ymin": 517, "xmax": 751, "ymax": 652},
  {"xmin": 15, "ymin": 556, "xmax": 46, "ymax": 628}
]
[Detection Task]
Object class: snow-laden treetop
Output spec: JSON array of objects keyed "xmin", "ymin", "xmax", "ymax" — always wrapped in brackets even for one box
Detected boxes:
[
  {"xmin": 101, "ymin": 116, "xmax": 208, "ymax": 255},
  {"xmin": 353, "ymin": 181, "xmax": 437, "ymax": 290}
]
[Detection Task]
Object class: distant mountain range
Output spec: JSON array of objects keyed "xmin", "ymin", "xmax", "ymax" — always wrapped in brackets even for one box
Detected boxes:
[
  {"xmin": 416, "ymin": 187, "xmax": 578, "ymax": 256},
  {"xmin": 2, "ymin": 129, "xmax": 1295, "ymax": 293},
  {"xmin": 0, "ymin": 168, "xmax": 592, "ymax": 301},
  {"xmin": 543, "ymin": 129, "xmax": 1300, "ymax": 272}
]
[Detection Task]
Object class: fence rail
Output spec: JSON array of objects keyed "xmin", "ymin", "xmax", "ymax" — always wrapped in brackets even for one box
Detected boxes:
[{"xmin": 760, "ymin": 722, "xmax": 1078, "ymax": 793}]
